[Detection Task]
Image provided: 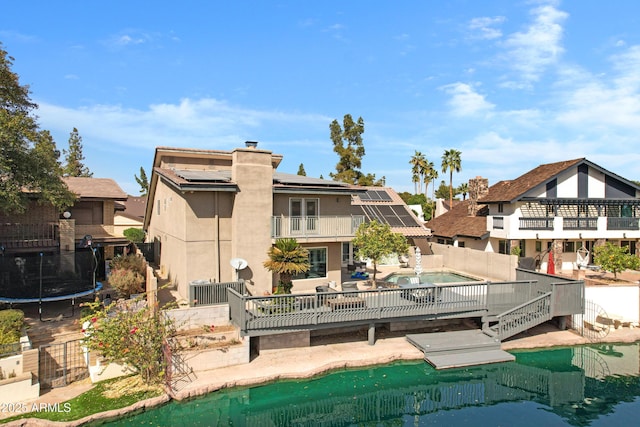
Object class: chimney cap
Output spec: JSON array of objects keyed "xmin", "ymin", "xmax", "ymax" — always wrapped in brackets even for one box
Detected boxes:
[{"xmin": 245, "ymin": 141, "xmax": 258, "ymax": 148}]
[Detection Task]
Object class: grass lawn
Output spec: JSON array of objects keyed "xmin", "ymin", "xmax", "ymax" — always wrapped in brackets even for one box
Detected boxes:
[{"xmin": 1, "ymin": 376, "xmax": 164, "ymax": 424}]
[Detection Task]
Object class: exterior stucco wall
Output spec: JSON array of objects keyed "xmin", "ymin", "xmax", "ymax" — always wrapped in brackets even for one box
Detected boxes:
[{"xmin": 231, "ymin": 148, "xmax": 275, "ymax": 294}]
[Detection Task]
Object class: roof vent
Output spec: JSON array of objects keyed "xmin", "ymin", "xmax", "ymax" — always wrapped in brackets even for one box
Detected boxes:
[{"xmin": 245, "ymin": 141, "xmax": 258, "ymax": 149}]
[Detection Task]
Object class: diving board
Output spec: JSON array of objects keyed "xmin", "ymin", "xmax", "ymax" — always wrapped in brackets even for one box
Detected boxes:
[{"xmin": 406, "ymin": 329, "xmax": 515, "ymax": 369}]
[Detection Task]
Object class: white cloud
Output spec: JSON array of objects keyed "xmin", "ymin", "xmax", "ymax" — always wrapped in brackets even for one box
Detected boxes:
[
  {"xmin": 441, "ymin": 82, "xmax": 495, "ymax": 117},
  {"xmin": 555, "ymin": 45, "xmax": 640, "ymax": 131},
  {"xmin": 468, "ymin": 16, "xmax": 505, "ymax": 40},
  {"xmin": 501, "ymin": 4, "xmax": 568, "ymax": 86},
  {"xmin": 36, "ymin": 97, "xmax": 332, "ymax": 151}
]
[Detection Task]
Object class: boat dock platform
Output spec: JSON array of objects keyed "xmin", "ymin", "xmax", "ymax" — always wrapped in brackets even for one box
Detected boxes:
[{"xmin": 406, "ymin": 329, "xmax": 515, "ymax": 369}]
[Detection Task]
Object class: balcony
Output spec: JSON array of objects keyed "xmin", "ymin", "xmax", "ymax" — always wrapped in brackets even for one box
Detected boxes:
[
  {"xmin": 607, "ymin": 217, "xmax": 640, "ymax": 230},
  {"xmin": 519, "ymin": 217, "xmax": 553, "ymax": 230},
  {"xmin": 271, "ymin": 215, "xmax": 365, "ymax": 239},
  {"xmin": 0, "ymin": 223, "xmax": 59, "ymax": 251}
]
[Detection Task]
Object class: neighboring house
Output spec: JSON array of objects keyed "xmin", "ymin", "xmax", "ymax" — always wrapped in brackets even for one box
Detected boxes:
[
  {"xmin": 143, "ymin": 142, "xmax": 367, "ymax": 298},
  {"xmin": 351, "ymin": 186, "xmax": 432, "ymax": 260},
  {"xmin": 114, "ymin": 195, "xmax": 147, "ymax": 237},
  {"xmin": 426, "ymin": 159, "xmax": 640, "ymax": 271},
  {"xmin": 0, "ymin": 177, "xmax": 129, "ymax": 294}
]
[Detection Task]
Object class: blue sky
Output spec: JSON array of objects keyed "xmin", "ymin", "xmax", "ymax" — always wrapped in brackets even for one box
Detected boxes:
[{"xmin": 2, "ymin": 0, "xmax": 640, "ymax": 196}]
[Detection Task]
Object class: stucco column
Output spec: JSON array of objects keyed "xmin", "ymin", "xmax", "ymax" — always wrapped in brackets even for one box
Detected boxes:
[
  {"xmin": 58, "ymin": 219, "xmax": 76, "ymax": 274},
  {"xmin": 231, "ymin": 146, "xmax": 275, "ymax": 294}
]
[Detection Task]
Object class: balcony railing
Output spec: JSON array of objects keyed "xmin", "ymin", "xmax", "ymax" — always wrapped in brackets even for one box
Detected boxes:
[
  {"xmin": 0, "ymin": 223, "xmax": 59, "ymax": 249},
  {"xmin": 518, "ymin": 217, "xmax": 554, "ymax": 230},
  {"xmin": 607, "ymin": 217, "xmax": 640, "ymax": 230},
  {"xmin": 271, "ymin": 215, "xmax": 365, "ymax": 239},
  {"xmin": 563, "ymin": 217, "xmax": 598, "ymax": 230}
]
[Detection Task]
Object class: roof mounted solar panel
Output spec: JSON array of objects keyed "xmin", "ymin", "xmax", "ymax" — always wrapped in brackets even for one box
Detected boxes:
[
  {"xmin": 376, "ymin": 190, "xmax": 393, "ymax": 201},
  {"xmin": 175, "ymin": 170, "xmax": 231, "ymax": 182}
]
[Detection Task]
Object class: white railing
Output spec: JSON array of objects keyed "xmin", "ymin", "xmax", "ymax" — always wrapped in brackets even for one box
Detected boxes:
[{"xmin": 271, "ymin": 215, "xmax": 365, "ymax": 238}]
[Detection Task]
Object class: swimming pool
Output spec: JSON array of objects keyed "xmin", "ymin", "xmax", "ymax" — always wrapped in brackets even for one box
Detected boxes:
[
  {"xmin": 101, "ymin": 343, "xmax": 640, "ymax": 426},
  {"xmin": 382, "ymin": 270, "xmax": 482, "ymax": 285}
]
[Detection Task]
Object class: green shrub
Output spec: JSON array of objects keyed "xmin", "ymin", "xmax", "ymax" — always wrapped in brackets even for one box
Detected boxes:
[
  {"xmin": 123, "ymin": 228, "xmax": 146, "ymax": 243},
  {"xmin": 0, "ymin": 309, "xmax": 25, "ymax": 345}
]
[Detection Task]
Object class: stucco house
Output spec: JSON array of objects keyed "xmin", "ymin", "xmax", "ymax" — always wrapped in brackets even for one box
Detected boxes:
[
  {"xmin": 426, "ymin": 158, "xmax": 640, "ymax": 272},
  {"xmin": 143, "ymin": 142, "xmax": 372, "ymax": 298},
  {"xmin": 143, "ymin": 143, "xmax": 434, "ymax": 299},
  {"xmin": 114, "ymin": 195, "xmax": 146, "ymax": 238}
]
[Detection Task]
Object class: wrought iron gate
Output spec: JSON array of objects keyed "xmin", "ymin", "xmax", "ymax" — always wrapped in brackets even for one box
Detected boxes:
[{"xmin": 39, "ymin": 339, "xmax": 89, "ymax": 388}]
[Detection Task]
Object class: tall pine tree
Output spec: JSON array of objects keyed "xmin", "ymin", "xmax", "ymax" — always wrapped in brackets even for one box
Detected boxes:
[
  {"xmin": 62, "ymin": 127, "xmax": 93, "ymax": 177},
  {"xmin": 134, "ymin": 167, "xmax": 149, "ymax": 196}
]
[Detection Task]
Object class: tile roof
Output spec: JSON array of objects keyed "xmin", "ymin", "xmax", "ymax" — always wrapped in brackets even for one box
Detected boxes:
[
  {"xmin": 62, "ymin": 177, "xmax": 128, "ymax": 200},
  {"xmin": 425, "ymin": 200, "xmax": 489, "ymax": 239},
  {"xmin": 480, "ymin": 158, "xmax": 584, "ymax": 203}
]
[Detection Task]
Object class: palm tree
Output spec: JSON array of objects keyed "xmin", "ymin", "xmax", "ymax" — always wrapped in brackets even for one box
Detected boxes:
[
  {"xmin": 458, "ymin": 182, "xmax": 469, "ymax": 200},
  {"xmin": 409, "ymin": 151, "xmax": 426, "ymax": 194},
  {"xmin": 263, "ymin": 238, "xmax": 310, "ymax": 293},
  {"xmin": 426, "ymin": 166, "xmax": 438, "ymax": 220},
  {"xmin": 441, "ymin": 149, "xmax": 462, "ymax": 209},
  {"xmin": 422, "ymin": 160, "xmax": 435, "ymax": 200}
]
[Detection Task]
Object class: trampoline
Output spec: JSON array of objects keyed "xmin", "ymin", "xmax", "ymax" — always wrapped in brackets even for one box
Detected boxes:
[{"xmin": 0, "ymin": 251, "xmax": 103, "ymax": 320}]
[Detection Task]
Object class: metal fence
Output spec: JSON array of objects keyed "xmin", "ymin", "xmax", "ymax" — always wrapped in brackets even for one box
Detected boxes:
[
  {"xmin": 39, "ymin": 339, "xmax": 89, "ymax": 389},
  {"xmin": 189, "ymin": 280, "xmax": 245, "ymax": 306}
]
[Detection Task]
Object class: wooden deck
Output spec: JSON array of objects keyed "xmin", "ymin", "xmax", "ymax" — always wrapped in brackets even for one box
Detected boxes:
[
  {"xmin": 406, "ymin": 329, "xmax": 515, "ymax": 369},
  {"xmin": 226, "ymin": 270, "xmax": 584, "ymax": 367}
]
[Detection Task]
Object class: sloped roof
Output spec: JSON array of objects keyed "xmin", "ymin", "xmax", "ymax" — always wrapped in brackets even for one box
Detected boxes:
[
  {"xmin": 425, "ymin": 200, "xmax": 489, "ymax": 239},
  {"xmin": 479, "ymin": 158, "xmax": 584, "ymax": 203},
  {"xmin": 62, "ymin": 177, "xmax": 127, "ymax": 200},
  {"xmin": 115, "ymin": 196, "xmax": 147, "ymax": 221},
  {"xmin": 351, "ymin": 187, "xmax": 431, "ymax": 238}
]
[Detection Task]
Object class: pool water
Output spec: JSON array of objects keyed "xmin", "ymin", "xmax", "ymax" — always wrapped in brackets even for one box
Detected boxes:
[
  {"xmin": 383, "ymin": 271, "xmax": 481, "ymax": 284},
  {"xmin": 101, "ymin": 343, "xmax": 640, "ymax": 426}
]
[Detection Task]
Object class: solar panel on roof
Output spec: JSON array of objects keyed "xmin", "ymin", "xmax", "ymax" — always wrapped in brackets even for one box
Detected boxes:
[
  {"xmin": 375, "ymin": 190, "xmax": 393, "ymax": 201},
  {"xmin": 175, "ymin": 170, "xmax": 230, "ymax": 182},
  {"xmin": 359, "ymin": 192, "xmax": 371, "ymax": 200},
  {"xmin": 391, "ymin": 205, "xmax": 421, "ymax": 227},
  {"xmin": 366, "ymin": 190, "xmax": 381, "ymax": 200}
]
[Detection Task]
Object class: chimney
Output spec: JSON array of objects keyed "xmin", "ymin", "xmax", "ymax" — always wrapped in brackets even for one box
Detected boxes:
[
  {"xmin": 245, "ymin": 141, "xmax": 258, "ymax": 149},
  {"xmin": 468, "ymin": 176, "xmax": 489, "ymax": 216}
]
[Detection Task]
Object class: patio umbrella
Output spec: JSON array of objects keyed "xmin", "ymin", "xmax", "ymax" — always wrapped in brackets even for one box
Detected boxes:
[
  {"xmin": 547, "ymin": 250, "xmax": 555, "ymax": 275},
  {"xmin": 414, "ymin": 247, "xmax": 423, "ymax": 276}
]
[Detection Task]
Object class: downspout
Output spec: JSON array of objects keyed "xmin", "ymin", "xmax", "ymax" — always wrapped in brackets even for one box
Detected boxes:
[{"xmin": 215, "ymin": 191, "xmax": 221, "ymax": 282}]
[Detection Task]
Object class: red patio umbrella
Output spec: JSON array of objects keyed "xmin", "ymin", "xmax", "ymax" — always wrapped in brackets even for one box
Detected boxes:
[{"xmin": 547, "ymin": 250, "xmax": 555, "ymax": 275}]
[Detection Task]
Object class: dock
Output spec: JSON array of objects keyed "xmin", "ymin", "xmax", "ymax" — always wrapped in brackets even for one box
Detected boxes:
[{"xmin": 406, "ymin": 329, "xmax": 515, "ymax": 369}]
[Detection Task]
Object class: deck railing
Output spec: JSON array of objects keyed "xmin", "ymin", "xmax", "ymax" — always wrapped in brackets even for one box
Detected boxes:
[
  {"xmin": 189, "ymin": 280, "xmax": 245, "ymax": 306},
  {"xmin": 228, "ymin": 277, "xmax": 582, "ymax": 336},
  {"xmin": 488, "ymin": 292, "xmax": 553, "ymax": 340}
]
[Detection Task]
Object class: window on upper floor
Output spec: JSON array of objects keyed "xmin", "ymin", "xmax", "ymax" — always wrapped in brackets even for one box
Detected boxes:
[{"xmin": 498, "ymin": 203, "xmax": 504, "ymax": 213}]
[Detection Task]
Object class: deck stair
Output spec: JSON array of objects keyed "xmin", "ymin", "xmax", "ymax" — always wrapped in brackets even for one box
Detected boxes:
[
  {"xmin": 406, "ymin": 329, "xmax": 515, "ymax": 369},
  {"xmin": 484, "ymin": 292, "xmax": 553, "ymax": 341}
]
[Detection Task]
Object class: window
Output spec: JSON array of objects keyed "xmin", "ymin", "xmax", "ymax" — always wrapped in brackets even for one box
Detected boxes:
[
  {"xmin": 498, "ymin": 240, "xmax": 508, "ymax": 254},
  {"xmin": 290, "ymin": 198, "xmax": 319, "ymax": 232},
  {"xmin": 498, "ymin": 203, "xmax": 504, "ymax": 213},
  {"xmin": 564, "ymin": 241, "xmax": 575, "ymax": 253},
  {"xmin": 458, "ymin": 241, "xmax": 465, "ymax": 248},
  {"xmin": 535, "ymin": 241, "xmax": 542, "ymax": 252},
  {"xmin": 622, "ymin": 240, "xmax": 636, "ymax": 255},
  {"xmin": 293, "ymin": 247, "xmax": 327, "ymax": 279}
]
